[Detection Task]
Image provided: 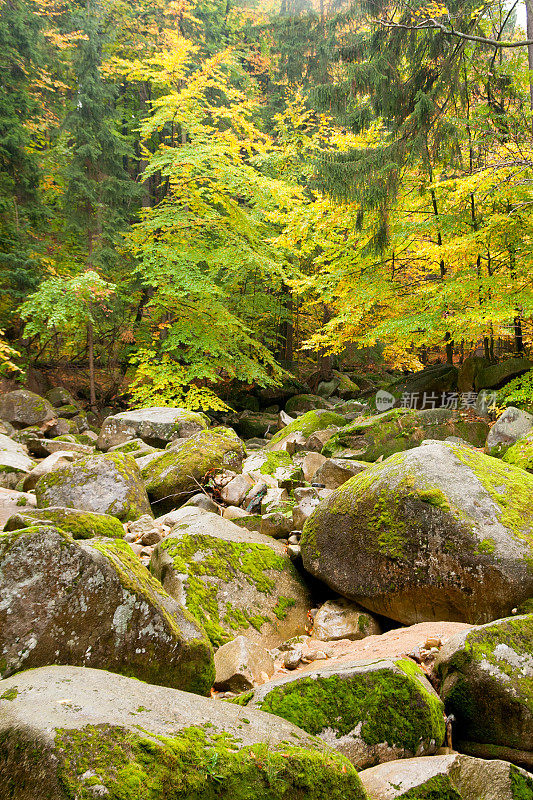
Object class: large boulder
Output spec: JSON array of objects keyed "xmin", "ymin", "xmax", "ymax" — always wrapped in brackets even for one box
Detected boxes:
[
  {"xmin": 485, "ymin": 406, "xmax": 533, "ymax": 457},
  {"xmin": 285, "ymin": 394, "xmax": 335, "ymax": 414},
  {"xmin": 234, "ymin": 657, "xmax": 445, "ymax": 769},
  {"xmin": 4, "ymin": 506, "xmax": 125, "ymax": 539},
  {"xmin": 22, "ymin": 450, "xmax": 78, "ymax": 491},
  {"xmin": 0, "ymin": 450, "xmax": 35, "ymax": 489},
  {"xmin": 301, "ymin": 442, "xmax": 533, "ymax": 625},
  {"xmin": 267, "ymin": 410, "xmax": 349, "ymax": 452},
  {"xmin": 150, "ymin": 508, "xmax": 311, "ymax": 648},
  {"xmin": 476, "ymin": 357, "xmax": 533, "ymax": 390},
  {"xmin": 312, "ymin": 598, "xmax": 381, "ymax": 641},
  {"xmin": 359, "ymin": 754, "xmax": 533, "ymax": 800},
  {"xmin": 0, "ymin": 432, "xmax": 27, "ymax": 455},
  {"xmin": 0, "ymin": 389, "xmax": 56, "ymax": 429},
  {"xmin": 234, "ymin": 411, "xmax": 280, "ymax": 439},
  {"xmin": 389, "ymin": 364, "xmax": 458, "ymax": 406},
  {"xmin": 322, "ymin": 408, "xmax": 489, "ymax": 460},
  {"xmin": 97, "ymin": 406, "xmax": 207, "ymax": 450},
  {"xmin": 45, "ymin": 386, "xmax": 78, "ymax": 407},
  {"xmin": 214, "ymin": 635, "xmax": 275, "ymax": 692},
  {"xmin": 0, "ymin": 526, "xmax": 213, "ymax": 692},
  {"xmin": 0, "ymin": 665, "xmax": 367, "ymax": 800},
  {"xmin": 142, "ymin": 427, "xmax": 245, "ymax": 510},
  {"xmin": 457, "ymin": 356, "xmax": 489, "ymax": 393},
  {"xmin": 435, "ymin": 614, "xmax": 533, "ymax": 766},
  {"xmin": 35, "ymin": 452, "xmax": 151, "ymax": 521}
]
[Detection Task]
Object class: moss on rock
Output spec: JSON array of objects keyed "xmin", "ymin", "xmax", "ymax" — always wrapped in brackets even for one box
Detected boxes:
[
  {"xmin": 4, "ymin": 507, "xmax": 124, "ymax": 539},
  {"xmin": 268, "ymin": 411, "xmax": 348, "ymax": 448}
]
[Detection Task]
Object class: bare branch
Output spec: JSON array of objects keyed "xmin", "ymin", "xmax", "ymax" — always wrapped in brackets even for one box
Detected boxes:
[{"xmin": 379, "ymin": 17, "xmax": 533, "ymax": 48}]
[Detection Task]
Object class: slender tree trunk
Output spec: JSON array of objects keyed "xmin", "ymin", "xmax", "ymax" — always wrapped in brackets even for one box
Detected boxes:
[
  {"xmin": 87, "ymin": 319, "xmax": 96, "ymax": 409},
  {"xmin": 527, "ymin": 0, "xmax": 533, "ymax": 130}
]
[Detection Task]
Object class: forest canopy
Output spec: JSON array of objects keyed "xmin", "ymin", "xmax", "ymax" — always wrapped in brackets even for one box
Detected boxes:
[{"xmin": 1, "ymin": 0, "xmax": 533, "ymax": 408}]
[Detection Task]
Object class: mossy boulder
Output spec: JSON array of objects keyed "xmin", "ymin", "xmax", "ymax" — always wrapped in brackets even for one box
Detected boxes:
[
  {"xmin": 150, "ymin": 508, "xmax": 311, "ymax": 649},
  {"xmin": 267, "ymin": 410, "xmax": 349, "ymax": 451},
  {"xmin": 476, "ymin": 356, "xmax": 533, "ymax": 390},
  {"xmin": 503, "ymin": 430, "xmax": 533, "ymax": 471},
  {"xmin": 285, "ymin": 394, "xmax": 335, "ymax": 414},
  {"xmin": 35, "ymin": 452, "xmax": 151, "ymax": 522},
  {"xmin": 485, "ymin": 406, "xmax": 533, "ymax": 457},
  {"xmin": 0, "ymin": 665, "xmax": 368, "ymax": 800},
  {"xmin": 234, "ymin": 411, "xmax": 279, "ymax": 439},
  {"xmin": 301, "ymin": 441, "xmax": 533, "ymax": 625},
  {"xmin": 45, "ymin": 386, "xmax": 78, "ymax": 407},
  {"xmin": 435, "ymin": 615, "xmax": 533, "ymax": 759},
  {"xmin": 0, "ymin": 389, "xmax": 56, "ymax": 429},
  {"xmin": 235, "ymin": 657, "xmax": 445, "ymax": 769},
  {"xmin": 322, "ymin": 408, "xmax": 489, "ymax": 460},
  {"xmin": 0, "ymin": 527, "xmax": 213, "ymax": 691},
  {"xmin": 389, "ymin": 364, "xmax": 458, "ymax": 403},
  {"xmin": 142, "ymin": 427, "xmax": 245, "ymax": 510},
  {"xmin": 4, "ymin": 506, "xmax": 124, "ymax": 539},
  {"xmin": 97, "ymin": 407, "xmax": 207, "ymax": 450},
  {"xmin": 108, "ymin": 437, "xmax": 158, "ymax": 458},
  {"xmin": 359, "ymin": 753, "xmax": 533, "ymax": 800}
]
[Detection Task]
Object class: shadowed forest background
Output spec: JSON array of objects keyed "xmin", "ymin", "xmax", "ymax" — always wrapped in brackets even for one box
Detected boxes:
[{"xmin": 2, "ymin": 0, "xmax": 533, "ymax": 410}]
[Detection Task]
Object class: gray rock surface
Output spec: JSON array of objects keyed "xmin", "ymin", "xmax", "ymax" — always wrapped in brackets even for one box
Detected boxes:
[
  {"xmin": 312, "ymin": 598, "xmax": 381, "ymax": 641},
  {"xmin": 214, "ymin": 635, "xmax": 275, "ymax": 692},
  {"xmin": 97, "ymin": 407, "xmax": 207, "ymax": 449},
  {"xmin": 0, "ymin": 389, "xmax": 56, "ymax": 428},
  {"xmin": 485, "ymin": 406, "xmax": 533, "ymax": 456},
  {"xmin": 0, "ymin": 526, "xmax": 213, "ymax": 691}
]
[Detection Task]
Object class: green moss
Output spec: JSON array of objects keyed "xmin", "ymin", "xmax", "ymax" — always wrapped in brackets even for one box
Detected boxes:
[
  {"xmin": 0, "ymin": 687, "xmax": 18, "ymax": 701},
  {"xmin": 417, "ymin": 488, "xmax": 451, "ymax": 512},
  {"xmin": 503, "ymin": 432, "xmax": 533, "ymax": 472},
  {"xmin": 475, "ymin": 537, "xmax": 496, "ymax": 554},
  {"xmin": 257, "ymin": 660, "xmax": 445, "ymax": 754},
  {"xmin": 4, "ymin": 508, "xmax": 124, "ymax": 539},
  {"xmin": 54, "ymin": 723, "xmax": 367, "ymax": 800},
  {"xmin": 510, "ymin": 765, "xmax": 533, "ymax": 800},
  {"xmin": 15, "ymin": 496, "xmax": 28, "ymax": 506},
  {"xmin": 272, "ymin": 596, "xmax": 296, "ymax": 620},
  {"xmin": 401, "ymin": 774, "xmax": 462, "ymax": 800},
  {"xmin": 268, "ymin": 411, "xmax": 348, "ymax": 447},
  {"xmin": 155, "ymin": 533, "xmax": 293, "ymax": 648},
  {"xmin": 257, "ymin": 451, "xmax": 293, "ymax": 475}
]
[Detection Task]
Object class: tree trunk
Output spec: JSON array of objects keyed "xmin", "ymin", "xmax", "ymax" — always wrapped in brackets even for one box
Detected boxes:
[{"xmin": 87, "ymin": 320, "xmax": 96, "ymax": 409}]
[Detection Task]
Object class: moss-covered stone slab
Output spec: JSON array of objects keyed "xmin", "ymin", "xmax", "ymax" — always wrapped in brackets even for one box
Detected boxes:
[
  {"xmin": 503, "ymin": 429, "xmax": 533, "ymax": 472},
  {"xmin": 322, "ymin": 408, "xmax": 489, "ymax": 460},
  {"xmin": 301, "ymin": 441, "xmax": 533, "ymax": 625},
  {"xmin": 0, "ymin": 450, "xmax": 35, "ymax": 489},
  {"xmin": 0, "ymin": 527, "xmax": 213, "ymax": 691},
  {"xmin": 285, "ymin": 394, "xmax": 335, "ymax": 414},
  {"xmin": 435, "ymin": 614, "xmax": 533, "ymax": 760},
  {"xmin": 97, "ymin": 407, "xmax": 207, "ymax": 450},
  {"xmin": 35, "ymin": 452, "xmax": 151, "ymax": 521},
  {"xmin": 267, "ymin": 410, "xmax": 349, "ymax": 451},
  {"xmin": 150, "ymin": 508, "xmax": 310, "ymax": 649},
  {"xmin": 46, "ymin": 386, "xmax": 78, "ymax": 408},
  {"xmin": 233, "ymin": 657, "xmax": 445, "ymax": 769},
  {"xmin": 0, "ymin": 389, "xmax": 56, "ymax": 429},
  {"xmin": 4, "ymin": 506, "xmax": 125, "ymax": 539},
  {"xmin": 142, "ymin": 427, "xmax": 245, "ymax": 510},
  {"xmin": 476, "ymin": 357, "xmax": 533, "ymax": 390},
  {"xmin": 359, "ymin": 753, "xmax": 533, "ymax": 799},
  {"xmin": 0, "ymin": 665, "xmax": 368, "ymax": 800}
]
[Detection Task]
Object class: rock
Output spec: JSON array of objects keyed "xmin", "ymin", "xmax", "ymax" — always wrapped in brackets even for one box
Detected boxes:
[
  {"xmin": 260, "ymin": 510, "xmax": 293, "ymax": 539},
  {"xmin": 22, "ymin": 450, "xmax": 78, "ymax": 491},
  {"xmin": 243, "ymin": 450, "xmax": 301, "ymax": 490},
  {"xmin": 485, "ymin": 406, "xmax": 533, "ymax": 457},
  {"xmin": 313, "ymin": 458, "xmax": 369, "ymax": 489},
  {"xmin": 358, "ymin": 753, "xmax": 533, "ymax": 799},
  {"xmin": 45, "ymin": 417, "xmax": 78, "ymax": 438},
  {"xmin": 283, "ymin": 649, "xmax": 303, "ymax": 669},
  {"xmin": 97, "ymin": 407, "xmax": 207, "ymax": 450},
  {"xmin": 45, "ymin": 386, "xmax": 78, "ymax": 407},
  {"xmin": 235, "ymin": 411, "xmax": 280, "ymax": 439},
  {"xmin": 4, "ymin": 506, "xmax": 125, "ymax": 539},
  {"xmin": 267, "ymin": 410, "xmax": 349, "ymax": 452},
  {"xmin": 35, "ymin": 452, "xmax": 152, "ymax": 521},
  {"xmin": 0, "ymin": 419, "xmax": 15, "ymax": 436},
  {"xmin": 279, "ymin": 409, "xmax": 295, "ymax": 427},
  {"xmin": 0, "ymin": 487, "xmax": 36, "ymax": 528},
  {"xmin": 323, "ymin": 408, "xmax": 489, "ymax": 460},
  {"xmin": 108, "ymin": 437, "xmax": 159, "ymax": 458},
  {"xmin": 214, "ymin": 635, "xmax": 275, "ymax": 691},
  {"xmin": 142, "ymin": 427, "xmax": 245, "ymax": 510},
  {"xmin": 237, "ymin": 657, "xmax": 445, "ymax": 768},
  {"xmin": 390, "ymin": 364, "xmax": 458, "ymax": 405},
  {"xmin": 222, "ymin": 505, "xmax": 250, "ymax": 520},
  {"xmin": 183, "ymin": 492, "xmax": 220, "ymax": 513},
  {"xmin": 140, "ymin": 528, "xmax": 162, "ymax": 546},
  {"xmin": 312, "ymin": 598, "xmax": 381, "ymax": 641},
  {"xmin": 301, "ymin": 451, "xmax": 328, "ymax": 482},
  {"xmin": 301, "ymin": 441, "xmax": 533, "ymax": 625},
  {"xmin": 435, "ymin": 614, "xmax": 533, "ymax": 764},
  {"xmin": 219, "ymin": 473, "xmax": 254, "ymax": 506},
  {"xmin": 232, "ymin": 513, "xmax": 262, "ymax": 533},
  {"xmin": 126, "ymin": 513, "xmax": 159, "ymax": 537},
  {"xmin": 0, "ymin": 432, "xmax": 27, "ymax": 455},
  {"xmin": 27, "ymin": 437, "xmax": 93, "ymax": 458},
  {"xmin": 0, "ymin": 389, "xmax": 56, "ymax": 429},
  {"xmin": 292, "ymin": 487, "xmax": 321, "ymax": 530},
  {"xmin": 285, "ymin": 394, "xmax": 335, "ymax": 414},
  {"xmin": 150, "ymin": 508, "xmax": 311, "ymax": 648},
  {"xmin": 305, "ymin": 428, "xmax": 341, "ymax": 452},
  {"xmin": 332, "ymin": 371, "xmax": 360, "ymax": 400},
  {"xmin": 0, "ymin": 526, "xmax": 213, "ymax": 690},
  {"xmin": 260, "ymin": 486, "xmax": 289, "ymax": 513},
  {"xmin": 0, "ymin": 665, "xmax": 367, "ymax": 800},
  {"xmin": 0, "ymin": 449, "xmax": 35, "ymax": 488},
  {"xmin": 476, "ymin": 356, "xmax": 533, "ymax": 390},
  {"xmin": 457, "ymin": 356, "xmax": 489, "ymax": 393}
]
